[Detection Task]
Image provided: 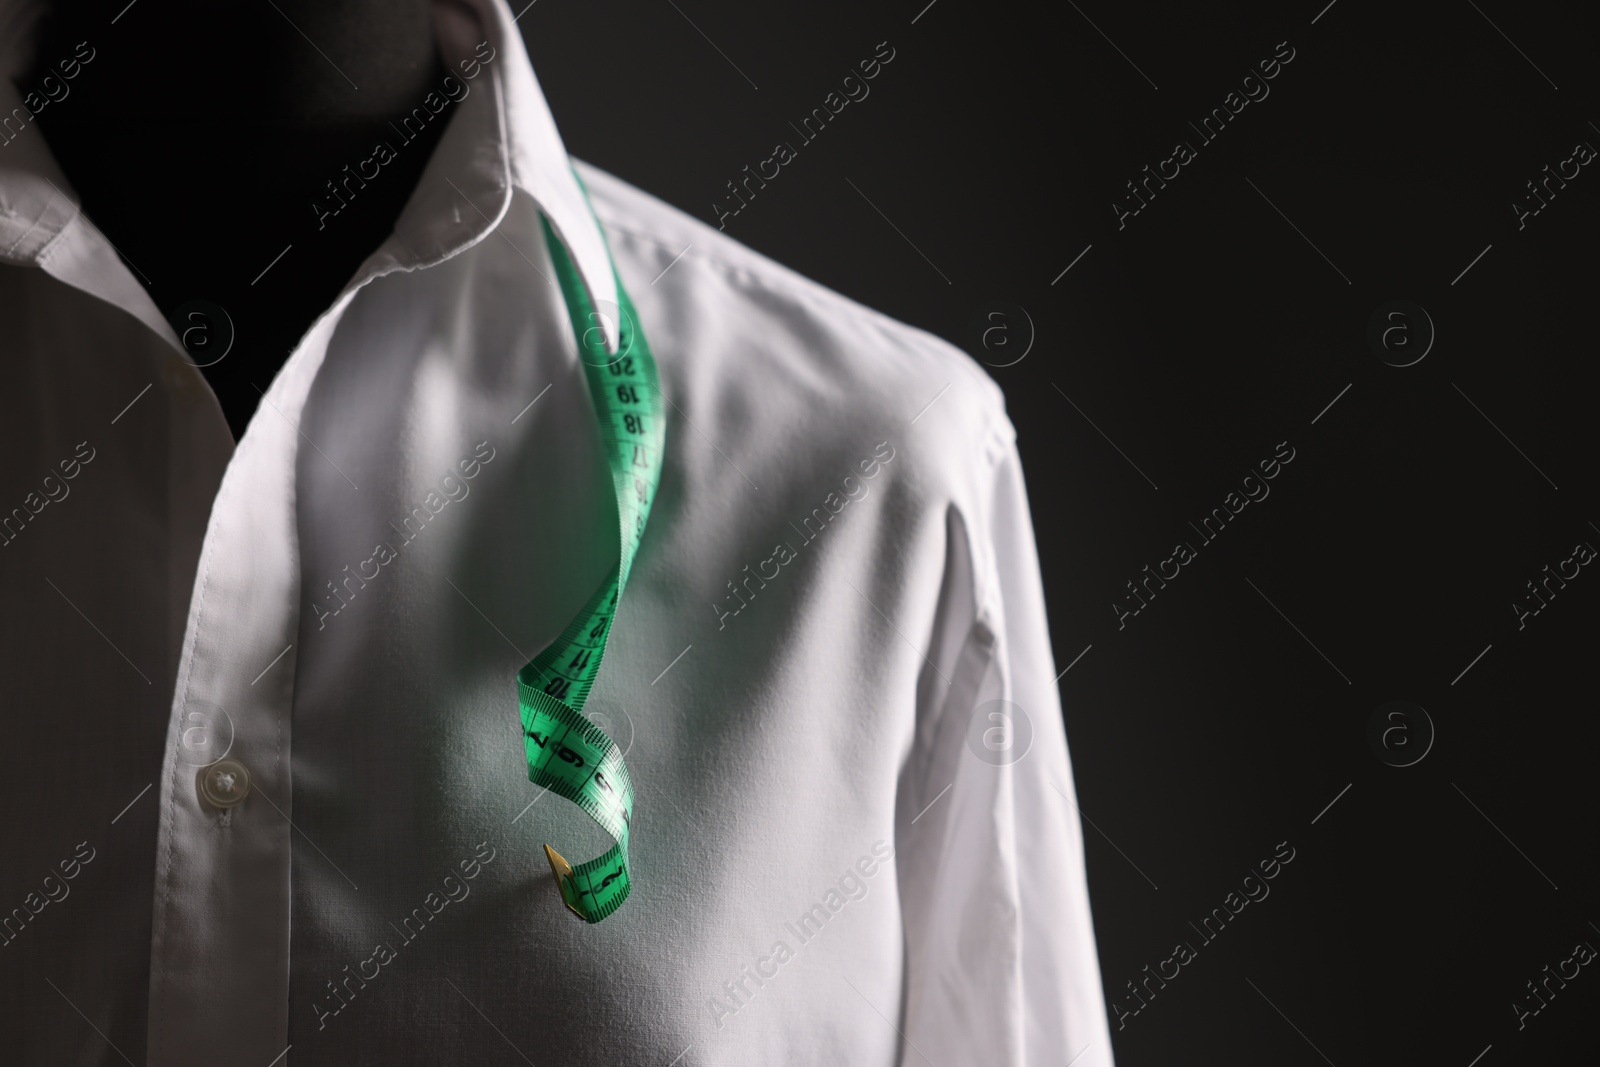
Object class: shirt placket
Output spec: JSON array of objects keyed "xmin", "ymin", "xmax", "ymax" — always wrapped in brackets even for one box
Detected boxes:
[{"xmin": 144, "ymin": 298, "xmax": 355, "ymax": 1067}]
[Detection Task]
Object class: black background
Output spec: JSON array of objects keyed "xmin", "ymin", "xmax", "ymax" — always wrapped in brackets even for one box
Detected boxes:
[{"xmin": 527, "ymin": 1, "xmax": 1597, "ymax": 1063}]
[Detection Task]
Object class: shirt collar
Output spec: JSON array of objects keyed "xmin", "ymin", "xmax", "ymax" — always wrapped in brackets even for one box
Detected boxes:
[{"xmin": 0, "ymin": 0, "xmax": 619, "ymax": 350}]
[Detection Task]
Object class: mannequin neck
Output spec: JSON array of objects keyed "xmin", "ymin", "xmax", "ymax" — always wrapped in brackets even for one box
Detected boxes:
[
  {"xmin": 28, "ymin": 0, "xmax": 445, "ymax": 136},
  {"xmin": 24, "ymin": 0, "xmax": 457, "ymax": 439}
]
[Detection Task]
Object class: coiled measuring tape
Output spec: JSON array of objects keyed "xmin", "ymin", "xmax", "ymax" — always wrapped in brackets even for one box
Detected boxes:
[{"xmin": 517, "ymin": 203, "xmax": 664, "ymax": 923}]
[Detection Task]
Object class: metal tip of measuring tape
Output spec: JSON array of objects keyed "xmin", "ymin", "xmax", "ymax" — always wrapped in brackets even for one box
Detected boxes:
[{"xmin": 543, "ymin": 843, "xmax": 588, "ymax": 921}]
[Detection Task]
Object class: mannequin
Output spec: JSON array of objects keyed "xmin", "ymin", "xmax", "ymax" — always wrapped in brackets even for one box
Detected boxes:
[{"xmin": 26, "ymin": 0, "xmax": 451, "ymax": 438}]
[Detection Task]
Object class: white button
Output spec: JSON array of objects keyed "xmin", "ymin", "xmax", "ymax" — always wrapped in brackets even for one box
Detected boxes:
[{"xmin": 199, "ymin": 758, "xmax": 252, "ymax": 809}]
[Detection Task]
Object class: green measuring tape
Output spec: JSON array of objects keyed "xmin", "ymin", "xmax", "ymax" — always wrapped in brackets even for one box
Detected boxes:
[{"xmin": 517, "ymin": 202, "xmax": 664, "ymax": 923}]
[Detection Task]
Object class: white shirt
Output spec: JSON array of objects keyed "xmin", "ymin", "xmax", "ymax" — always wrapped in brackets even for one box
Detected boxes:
[{"xmin": 0, "ymin": 0, "xmax": 1113, "ymax": 1063}]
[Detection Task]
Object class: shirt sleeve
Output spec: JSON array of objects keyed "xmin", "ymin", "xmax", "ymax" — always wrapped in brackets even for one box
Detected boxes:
[{"xmin": 895, "ymin": 422, "xmax": 1115, "ymax": 1067}]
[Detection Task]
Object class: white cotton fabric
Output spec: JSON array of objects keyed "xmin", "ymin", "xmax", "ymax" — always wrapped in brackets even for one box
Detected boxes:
[{"xmin": 0, "ymin": 0, "xmax": 1113, "ymax": 1063}]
